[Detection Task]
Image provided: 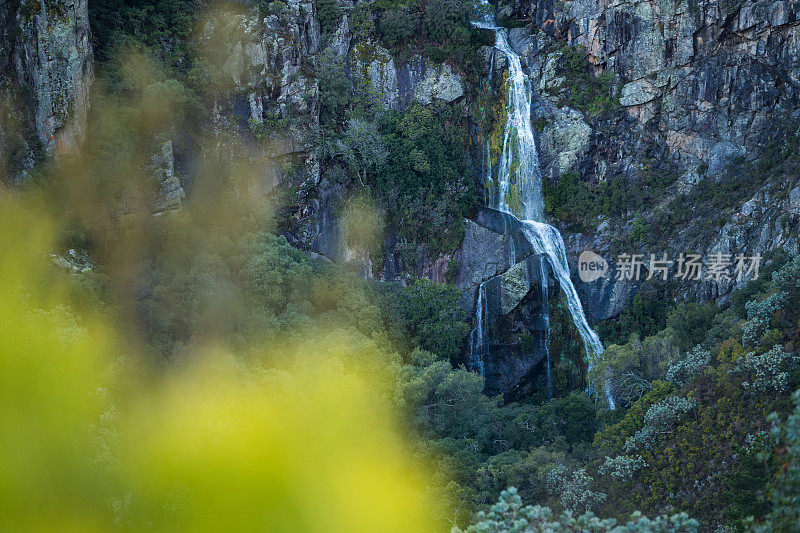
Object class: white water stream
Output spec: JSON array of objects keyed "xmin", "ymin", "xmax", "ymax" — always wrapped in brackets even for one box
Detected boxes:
[{"xmin": 472, "ymin": 2, "xmax": 614, "ymax": 408}]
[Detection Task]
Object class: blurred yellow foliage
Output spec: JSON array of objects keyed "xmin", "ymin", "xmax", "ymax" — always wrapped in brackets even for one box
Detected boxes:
[{"xmin": 0, "ymin": 194, "xmax": 442, "ymax": 531}]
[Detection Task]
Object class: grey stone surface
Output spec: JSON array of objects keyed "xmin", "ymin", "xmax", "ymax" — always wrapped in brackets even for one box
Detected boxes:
[
  {"xmin": 151, "ymin": 141, "xmax": 186, "ymax": 214},
  {"xmin": 0, "ymin": 0, "xmax": 93, "ymax": 181},
  {"xmin": 522, "ymin": 0, "xmax": 800, "ymax": 172},
  {"xmin": 456, "ymin": 210, "xmax": 556, "ymax": 398},
  {"xmin": 349, "ymin": 42, "xmax": 465, "ymax": 109}
]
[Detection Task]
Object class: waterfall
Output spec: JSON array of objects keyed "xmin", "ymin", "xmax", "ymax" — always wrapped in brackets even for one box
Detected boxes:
[
  {"xmin": 494, "ymin": 30, "xmax": 543, "ymax": 222},
  {"xmin": 488, "ymin": 46, "xmax": 495, "ymax": 84},
  {"xmin": 484, "ymin": 140, "xmax": 493, "ymax": 207},
  {"xmin": 473, "ymin": 4, "xmax": 614, "ymax": 408},
  {"xmin": 539, "ymin": 259, "xmax": 552, "ymax": 400},
  {"xmin": 518, "ymin": 222, "xmax": 604, "ymax": 384},
  {"xmin": 470, "ymin": 282, "xmax": 487, "ymax": 376}
]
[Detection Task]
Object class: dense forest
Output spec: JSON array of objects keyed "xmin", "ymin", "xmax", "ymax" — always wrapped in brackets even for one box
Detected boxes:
[{"xmin": 2, "ymin": 0, "xmax": 800, "ymax": 531}]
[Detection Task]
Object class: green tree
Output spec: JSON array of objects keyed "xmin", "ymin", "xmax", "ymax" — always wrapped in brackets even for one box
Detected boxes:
[
  {"xmin": 396, "ymin": 279, "xmax": 469, "ymax": 360},
  {"xmin": 376, "ymin": 103, "xmax": 475, "ymax": 254},
  {"xmin": 379, "ymin": 7, "xmax": 419, "ymax": 47},
  {"xmin": 338, "ymin": 118, "xmax": 388, "ymax": 185},
  {"xmin": 317, "ymin": 0, "xmax": 342, "ymax": 34},
  {"xmin": 758, "ymin": 390, "xmax": 800, "ymax": 531},
  {"xmin": 317, "ymin": 53, "xmax": 353, "ymax": 127}
]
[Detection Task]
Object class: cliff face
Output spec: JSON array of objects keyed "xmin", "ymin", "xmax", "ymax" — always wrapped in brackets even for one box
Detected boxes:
[
  {"xmin": 0, "ymin": 0, "xmax": 93, "ymax": 182},
  {"xmin": 198, "ymin": 2, "xmax": 472, "ymax": 271},
  {"xmin": 197, "ymin": 0, "xmax": 321, "ymax": 180},
  {"xmin": 6, "ymin": 0, "xmax": 799, "ymax": 324},
  {"xmin": 509, "ymin": 0, "xmax": 800, "ymax": 175},
  {"xmin": 486, "ymin": 0, "xmax": 800, "ymax": 320}
]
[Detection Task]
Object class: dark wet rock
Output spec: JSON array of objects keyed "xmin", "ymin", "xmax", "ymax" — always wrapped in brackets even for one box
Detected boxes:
[{"xmin": 456, "ymin": 209, "xmax": 558, "ymax": 397}]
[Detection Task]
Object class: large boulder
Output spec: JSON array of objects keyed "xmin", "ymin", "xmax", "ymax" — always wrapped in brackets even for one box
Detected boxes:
[
  {"xmin": 457, "ymin": 209, "xmax": 558, "ymax": 397},
  {"xmin": 456, "ymin": 208, "xmax": 538, "ymax": 309}
]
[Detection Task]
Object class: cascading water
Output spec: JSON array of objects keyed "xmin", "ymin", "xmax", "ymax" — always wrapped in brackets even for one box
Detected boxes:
[
  {"xmin": 539, "ymin": 259, "xmax": 552, "ymax": 400},
  {"xmin": 484, "ymin": 140, "xmax": 493, "ymax": 207},
  {"xmin": 473, "ymin": 2, "xmax": 614, "ymax": 409},
  {"xmin": 470, "ymin": 282, "xmax": 487, "ymax": 376},
  {"xmin": 494, "ymin": 30, "xmax": 543, "ymax": 222}
]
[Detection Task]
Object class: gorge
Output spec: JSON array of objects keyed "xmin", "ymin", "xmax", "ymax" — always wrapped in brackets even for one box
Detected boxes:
[{"xmin": 2, "ymin": 0, "xmax": 800, "ymax": 529}]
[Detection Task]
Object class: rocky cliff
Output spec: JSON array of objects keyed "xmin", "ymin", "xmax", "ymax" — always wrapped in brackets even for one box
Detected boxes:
[
  {"xmin": 487, "ymin": 0, "xmax": 800, "ymax": 321},
  {"xmin": 197, "ymin": 1, "xmax": 477, "ymax": 271},
  {"xmin": 0, "ymin": 0, "xmax": 93, "ymax": 183},
  {"xmin": 5, "ymin": 0, "xmax": 800, "ymax": 363},
  {"xmin": 519, "ymin": 0, "xmax": 800, "ymax": 170}
]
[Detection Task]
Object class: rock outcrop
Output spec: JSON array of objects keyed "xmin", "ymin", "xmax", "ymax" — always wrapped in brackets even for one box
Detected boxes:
[
  {"xmin": 349, "ymin": 42, "xmax": 465, "ymax": 109},
  {"xmin": 1, "ymin": 0, "xmax": 93, "ymax": 182},
  {"xmin": 151, "ymin": 140, "xmax": 186, "ymax": 214},
  {"xmin": 456, "ymin": 209, "xmax": 556, "ymax": 397},
  {"xmin": 201, "ymin": 1, "xmax": 321, "ymax": 166}
]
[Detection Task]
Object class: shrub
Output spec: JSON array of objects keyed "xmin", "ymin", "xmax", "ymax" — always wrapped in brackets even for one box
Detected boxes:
[
  {"xmin": 267, "ymin": 1, "xmax": 288, "ymax": 15},
  {"xmin": 597, "ymin": 290, "xmax": 670, "ymax": 347},
  {"xmin": 90, "ymin": 0, "xmax": 202, "ymax": 76},
  {"xmin": 317, "ymin": 0, "xmax": 342, "ymax": 34},
  {"xmin": 376, "ymin": 102, "xmax": 476, "ymax": 254},
  {"xmin": 545, "ymin": 466, "xmax": 607, "ymax": 514},
  {"xmin": 543, "ymin": 170, "xmax": 596, "ymax": 230},
  {"xmin": 341, "ymin": 191, "xmax": 385, "ymax": 257},
  {"xmin": 348, "ymin": 2, "xmax": 376, "ymax": 40},
  {"xmin": 734, "ymin": 346, "xmax": 799, "ymax": 392},
  {"xmin": 456, "ymin": 487, "xmax": 699, "ymax": 532},
  {"xmin": 742, "ymin": 292, "xmax": 788, "ymax": 347},
  {"xmin": 247, "ymin": 113, "xmax": 288, "ymax": 140},
  {"xmin": 666, "ymin": 345, "xmax": 711, "ymax": 385},
  {"xmin": 316, "ymin": 53, "xmax": 352, "ymax": 126},
  {"xmin": 625, "ymin": 395, "xmax": 695, "ymax": 452},
  {"xmin": 758, "ymin": 390, "xmax": 800, "ymax": 531},
  {"xmin": 549, "ymin": 45, "xmax": 618, "ymax": 118},
  {"xmin": 592, "ymin": 327, "xmax": 679, "ymax": 407},
  {"xmin": 332, "ymin": 118, "xmax": 388, "ymax": 183},
  {"xmin": 598, "ymin": 455, "xmax": 647, "ymax": 480},
  {"xmin": 421, "ymin": 0, "xmax": 470, "ymax": 42}
]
